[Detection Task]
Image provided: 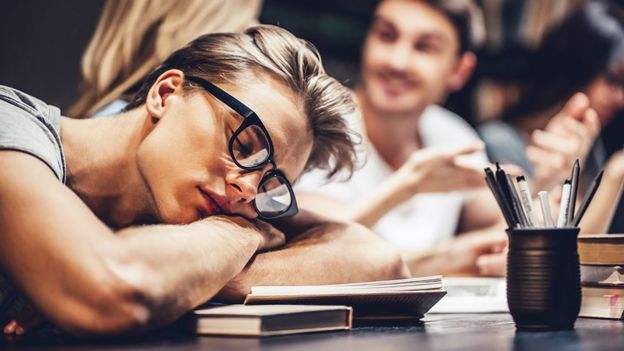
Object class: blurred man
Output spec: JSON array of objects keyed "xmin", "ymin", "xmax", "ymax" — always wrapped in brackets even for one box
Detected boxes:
[{"xmin": 298, "ymin": 0, "xmax": 509, "ymax": 276}]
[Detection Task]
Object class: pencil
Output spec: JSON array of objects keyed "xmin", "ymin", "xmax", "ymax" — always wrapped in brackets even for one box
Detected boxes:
[
  {"xmin": 485, "ymin": 167, "xmax": 515, "ymax": 228},
  {"xmin": 506, "ymin": 174, "xmax": 529, "ymax": 227},
  {"xmin": 566, "ymin": 159, "xmax": 580, "ymax": 226},
  {"xmin": 495, "ymin": 163, "xmax": 519, "ymax": 227},
  {"xmin": 573, "ymin": 169, "xmax": 605, "ymax": 227}
]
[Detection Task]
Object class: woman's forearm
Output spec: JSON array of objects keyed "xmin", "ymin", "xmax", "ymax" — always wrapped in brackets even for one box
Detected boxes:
[
  {"xmin": 112, "ymin": 216, "xmax": 262, "ymax": 329},
  {"xmin": 215, "ymin": 221, "xmax": 411, "ymax": 302}
]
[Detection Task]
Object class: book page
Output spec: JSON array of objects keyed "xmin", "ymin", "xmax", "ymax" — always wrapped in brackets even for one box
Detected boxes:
[{"xmin": 429, "ymin": 278, "xmax": 508, "ymax": 313}]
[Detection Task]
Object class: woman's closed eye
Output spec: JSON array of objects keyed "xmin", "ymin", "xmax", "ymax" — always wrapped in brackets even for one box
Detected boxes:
[{"xmin": 235, "ymin": 136, "xmax": 254, "ymax": 157}]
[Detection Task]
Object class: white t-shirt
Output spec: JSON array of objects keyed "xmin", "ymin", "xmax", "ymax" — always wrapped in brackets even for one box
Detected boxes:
[{"xmin": 296, "ymin": 105, "xmax": 487, "ymax": 251}]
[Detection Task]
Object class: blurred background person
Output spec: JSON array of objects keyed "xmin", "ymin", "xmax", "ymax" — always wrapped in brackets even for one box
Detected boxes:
[
  {"xmin": 296, "ymin": 0, "xmax": 513, "ymax": 277},
  {"xmin": 68, "ymin": 0, "xmax": 262, "ymax": 118},
  {"xmin": 478, "ymin": 0, "xmax": 623, "ymax": 233},
  {"xmin": 479, "ymin": 0, "xmax": 621, "ymax": 193}
]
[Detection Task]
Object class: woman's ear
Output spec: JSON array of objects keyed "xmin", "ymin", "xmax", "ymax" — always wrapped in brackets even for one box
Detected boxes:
[
  {"xmin": 145, "ymin": 69, "xmax": 185, "ymax": 122},
  {"xmin": 446, "ymin": 52, "xmax": 477, "ymax": 92}
]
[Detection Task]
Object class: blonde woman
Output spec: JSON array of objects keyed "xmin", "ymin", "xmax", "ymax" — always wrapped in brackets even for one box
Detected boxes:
[
  {"xmin": 0, "ymin": 25, "xmax": 408, "ymax": 336},
  {"xmin": 68, "ymin": 0, "xmax": 263, "ymax": 118}
]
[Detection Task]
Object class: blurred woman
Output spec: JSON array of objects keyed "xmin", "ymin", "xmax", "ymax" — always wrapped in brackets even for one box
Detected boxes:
[
  {"xmin": 480, "ymin": 0, "xmax": 623, "ymax": 193},
  {"xmin": 68, "ymin": 0, "xmax": 262, "ymax": 118},
  {"xmin": 479, "ymin": 0, "xmax": 624, "ymax": 233}
]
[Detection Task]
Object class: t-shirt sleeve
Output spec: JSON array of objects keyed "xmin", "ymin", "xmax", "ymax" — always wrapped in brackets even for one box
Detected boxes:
[
  {"xmin": 420, "ymin": 106, "xmax": 488, "ymax": 164},
  {"xmin": 478, "ymin": 121, "xmax": 533, "ymax": 176},
  {"xmin": 0, "ymin": 90, "xmax": 65, "ymax": 182}
]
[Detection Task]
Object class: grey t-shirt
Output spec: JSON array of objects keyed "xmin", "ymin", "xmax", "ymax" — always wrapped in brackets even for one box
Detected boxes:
[{"xmin": 0, "ymin": 85, "xmax": 66, "ymax": 324}]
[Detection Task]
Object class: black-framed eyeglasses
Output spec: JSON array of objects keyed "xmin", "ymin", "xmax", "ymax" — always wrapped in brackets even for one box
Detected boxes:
[{"xmin": 185, "ymin": 75, "xmax": 298, "ymax": 219}]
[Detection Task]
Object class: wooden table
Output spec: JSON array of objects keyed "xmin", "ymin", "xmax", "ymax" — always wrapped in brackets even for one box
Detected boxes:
[{"xmin": 2, "ymin": 313, "xmax": 623, "ymax": 351}]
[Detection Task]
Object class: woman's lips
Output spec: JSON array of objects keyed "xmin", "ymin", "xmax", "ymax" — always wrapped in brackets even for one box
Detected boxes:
[{"xmin": 197, "ymin": 187, "xmax": 232, "ymax": 216}]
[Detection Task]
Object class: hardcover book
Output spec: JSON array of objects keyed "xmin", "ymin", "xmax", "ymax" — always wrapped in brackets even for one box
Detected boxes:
[
  {"xmin": 193, "ymin": 304, "xmax": 352, "ymax": 336},
  {"xmin": 579, "ymin": 285, "xmax": 624, "ymax": 320},
  {"xmin": 578, "ymin": 234, "xmax": 624, "ymax": 265}
]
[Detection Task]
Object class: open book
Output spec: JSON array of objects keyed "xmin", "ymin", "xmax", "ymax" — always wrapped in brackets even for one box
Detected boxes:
[{"xmin": 244, "ymin": 276, "xmax": 446, "ymax": 320}]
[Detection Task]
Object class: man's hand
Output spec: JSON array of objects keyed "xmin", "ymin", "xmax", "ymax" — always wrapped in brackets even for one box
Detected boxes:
[
  {"xmin": 390, "ymin": 143, "xmax": 487, "ymax": 198},
  {"xmin": 476, "ymin": 248, "xmax": 508, "ymax": 277},
  {"xmin": 527, "ymin": 93, "xmax": 601, "ymax": 192},
  {"xmin": 403, "ymin": 228, "xmax": 508, "ymax": 277},
  {"xmin": 445, "ymin": 230, "xmax": 508, "ymax": 276}
]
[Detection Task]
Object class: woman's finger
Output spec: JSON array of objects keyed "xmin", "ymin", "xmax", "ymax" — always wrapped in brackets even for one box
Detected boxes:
[{"xmin": 531, "ymin": 129, "xmax": 577, "ymax": 155}]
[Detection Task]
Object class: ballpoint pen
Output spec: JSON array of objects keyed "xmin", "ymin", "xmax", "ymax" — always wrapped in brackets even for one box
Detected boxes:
[{"xmin": 516, "ymin": 176, "xmax": 538, "ymax": 227}]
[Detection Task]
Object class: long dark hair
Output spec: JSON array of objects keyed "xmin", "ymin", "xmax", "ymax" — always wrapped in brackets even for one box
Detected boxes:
[{"xmin": 504, "ymin": 0, "xmax": 624, "ymax": 122}]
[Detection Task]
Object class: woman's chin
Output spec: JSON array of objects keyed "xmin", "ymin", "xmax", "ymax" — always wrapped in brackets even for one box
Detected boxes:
[{"xmin": 157, "ymin": 205, "xmax": 199, "ymax": 224}]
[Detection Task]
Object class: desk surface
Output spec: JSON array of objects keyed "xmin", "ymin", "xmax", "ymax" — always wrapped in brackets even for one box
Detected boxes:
[{"xmin": 2, "ymin": 314, "xmax": 623, "ymax": 351}]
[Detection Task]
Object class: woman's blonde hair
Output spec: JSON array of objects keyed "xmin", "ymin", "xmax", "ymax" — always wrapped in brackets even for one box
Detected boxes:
[
  {"xmin": 69, "ymin": 0, "xmax": 262, "ymax": 118},
  {"xmin": 126, "ymin": 25, "xmax": 358, "ymax": 178}
]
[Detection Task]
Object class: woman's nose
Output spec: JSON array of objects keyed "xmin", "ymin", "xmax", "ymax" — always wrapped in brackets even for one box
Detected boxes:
[{"xmin": 225, "ymin": 171, "xmax": 261, "ymax": 204}]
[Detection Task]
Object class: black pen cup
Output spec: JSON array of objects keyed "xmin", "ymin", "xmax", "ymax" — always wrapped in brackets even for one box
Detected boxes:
[{"xmin": 506, "ymin": 227, "xmax": 581, "ymax": 330}]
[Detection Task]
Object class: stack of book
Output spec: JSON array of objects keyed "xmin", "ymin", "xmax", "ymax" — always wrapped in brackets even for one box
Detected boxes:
[
  {"xmin": 578, "ymin": 234, "xmax": 624, "ymax": 320},
  {"xmin": 244, "ymin": 276, "xmax": 446, "ymax": 321},
  {"xmin": 191, "ymin": 276, "xmax": 446, "ymax": 336}
]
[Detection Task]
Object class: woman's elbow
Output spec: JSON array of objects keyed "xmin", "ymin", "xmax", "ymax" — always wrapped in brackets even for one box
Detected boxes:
[
  {"xmin": 54, "ymin": 276, "xmax": 153, "ymax": 336},
  {"xmin": 344, "ymin": 222, "xmax": 411, "ymax": 279},
  {"xmin": 373, "ymin": 241, "xmax": 412, "ymax": 279}
]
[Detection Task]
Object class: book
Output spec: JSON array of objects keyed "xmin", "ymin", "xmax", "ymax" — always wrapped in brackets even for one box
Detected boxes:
[
  {"xmin": 578, "ymin": 234, "xmax": 624, "ymax": 265},
  {"xmin": 581, "ymin": 265, "xmax": 624, "ymax": 285},
  {"xmin": 429, "ymin": 277, "xmax": 508, "ymax": 313},
  {"xmin": 579, "ymin": 285, "xmax": 624, "ymax": 320},
  {"xmin": 244, "ymin": 276, "xmax": 446, "ymax": 320},
  {"xmin": 192, "ymin": 304, "xmax": 352, "ymax": 336}
]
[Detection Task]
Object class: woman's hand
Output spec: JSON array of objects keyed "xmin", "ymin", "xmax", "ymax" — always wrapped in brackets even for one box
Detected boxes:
[
  {"xmin": 3, "ymin": 303, "xmax": 58, "ymax": 337},
  {"xmin": 250, "ymin": 219, "xmax": 287, "ymax": 252},
  {"xmin": 527, "ymin": 93, "xmax": 601, "ymax": 192},
  {"xmin": 215, "ymin": 215, "xmax": 286, "ymax": 252}
]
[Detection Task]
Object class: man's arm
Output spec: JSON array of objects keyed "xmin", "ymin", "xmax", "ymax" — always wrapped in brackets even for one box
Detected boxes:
[
  {"xmin": 0, "ymin": 151, "xmax": 273, "ymax": 336},
  {"xmin": 299, "ymin": 144, "xmax": 488, "ymax": 228},
  {"xmin": 456, "ymin": 188, "xmax": 506, "ymax": 233},
  {"xmin": 401, "ymin": 226, "xmax": 507, "ymax": 277},
  {"xmin": 214, "ymin": 210, "xmax": 412, "ymax": 302}
]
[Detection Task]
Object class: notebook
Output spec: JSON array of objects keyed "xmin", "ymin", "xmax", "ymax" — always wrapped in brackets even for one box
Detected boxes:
[
  {"xmin": 244, "ymin": 276, "xmax": 446, "ymax": 320},
  {"xmin": 192, "ymin": 304, "xmax": 352, "ymax": 336}
]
